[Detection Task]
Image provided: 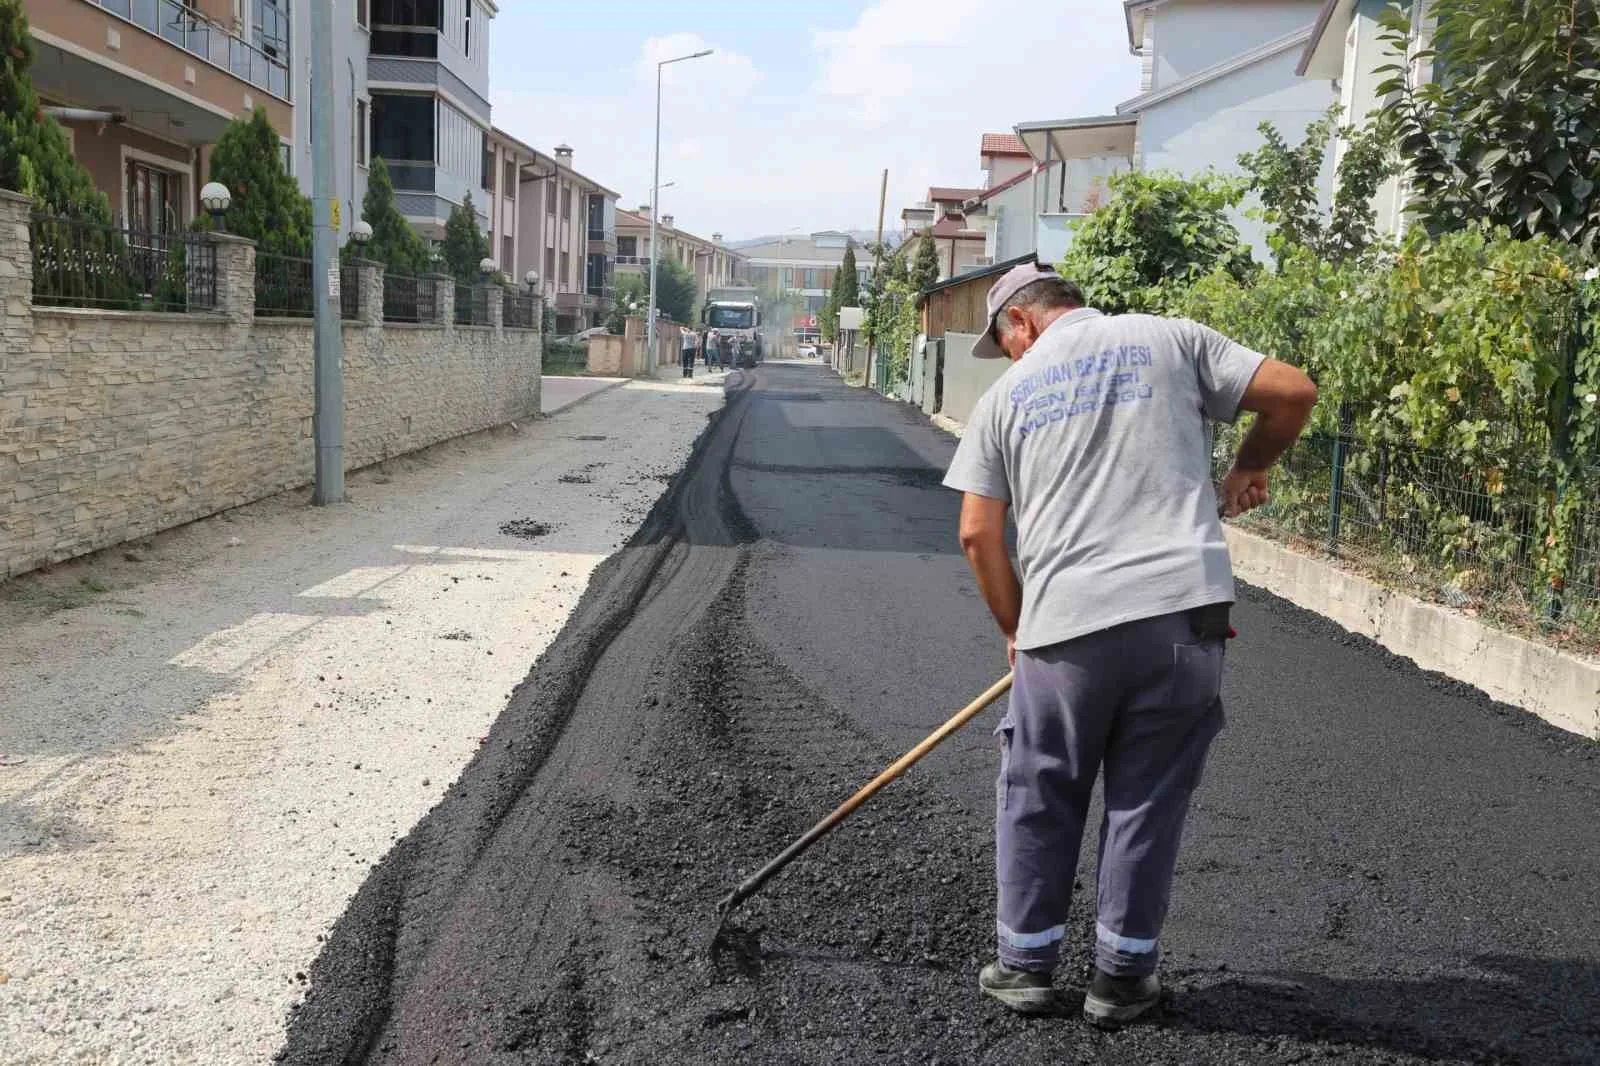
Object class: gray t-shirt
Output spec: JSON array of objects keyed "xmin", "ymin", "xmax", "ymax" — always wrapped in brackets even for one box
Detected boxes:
[{"xmin": 943, "ymin": 308, "xmax": 1265, "ymax": 651}]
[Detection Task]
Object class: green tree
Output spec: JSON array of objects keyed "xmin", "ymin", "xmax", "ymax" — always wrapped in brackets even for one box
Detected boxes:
[
  {"xmin": 835, "ymin": 243, "xmax": 861, "ymax": 307},
  {"xmin": 208, "ymin": 107, "xmax": 312, "ymax": 256},
  {"xmin": 440, "ymin": 192, "xmax": 491, "ymax": 285},
  {"xmin": 1377, "ymin": 0, "xmax": 1600, "ymax": 254},
  {"xmin": 361, "ymin": 158, "xmax": 428, "ymax": 277},
  {"xmin": 653, "ymin": 253, "xmax": 697, "ymax": 324},
  {"xmin": 1238, "ymin": 106, "xmax": 1397, "ymax": 264},
  {"xmin": 1057, "ymin": 170, "xmax": 1254, "ymax": 313},
  {"xmin": 911, "ymin": 234, "xmax": 940, "ymax": 291},
  {"xmin": 606, "ymin": 272, "xmax": 648, "ymax": 332},
  {"xmin": 0, "ymin": 0, "xmax": 111, "ymax": 220}
]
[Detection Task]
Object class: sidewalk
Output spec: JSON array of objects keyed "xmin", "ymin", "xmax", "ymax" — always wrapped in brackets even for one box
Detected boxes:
[{"xmin": 0, "ymin": 379, "xmax": 723, "ymax": 1065}]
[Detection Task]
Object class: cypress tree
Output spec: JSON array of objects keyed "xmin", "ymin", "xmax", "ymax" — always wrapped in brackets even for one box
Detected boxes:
[
  {"xmin": 208, "ymin": 107, "xmax": 312, "ymax": 257},
  {"xmin": 362, "ymin": 158, "xmax": 428, "ymax": 277},
  {"xmin": 440, "ymin": 192, "xmax": 491, "ymax": 285},
  {"xmin": 911, "ymin": 235, "xmax": 940, "ymax": 291}
]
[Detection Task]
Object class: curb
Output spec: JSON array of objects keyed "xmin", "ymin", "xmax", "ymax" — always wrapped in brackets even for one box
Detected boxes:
[
  {"xmin": 1225, "ymin": 526, "xmax": 1600, "ymax": 740},
  {"xmin": 540, "ymin": 376, "xmax": 629, "ymax": 416}
]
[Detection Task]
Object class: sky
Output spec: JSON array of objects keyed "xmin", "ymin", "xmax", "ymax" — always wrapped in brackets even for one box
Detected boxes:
[{"xmin": 488, "ymin": 0, "xmax": 1142, "ymax": 243}]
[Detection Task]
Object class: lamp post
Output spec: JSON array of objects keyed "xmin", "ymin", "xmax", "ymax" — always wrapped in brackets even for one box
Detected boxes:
[
  {"xmin": 349, "ymin": 219, "xmax": 372, "ymax": 250},
  {"xmin": 648, "ymin": 48, "xmax": 712, "ymax": 369},
  {"xmin": 200, "ymin": 182, "xmax": 231, "ymax": 232}
]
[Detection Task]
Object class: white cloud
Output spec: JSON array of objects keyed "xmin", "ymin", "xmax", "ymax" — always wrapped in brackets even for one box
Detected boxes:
[{"xmin": 491, "ymin": 2, "xmax": 1139, "ymax": 241}]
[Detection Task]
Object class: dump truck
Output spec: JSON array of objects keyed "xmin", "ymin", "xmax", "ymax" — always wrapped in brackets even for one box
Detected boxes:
[{"xmin": 703, "ymin": 286, "xmax": 763, "ymax": 368}]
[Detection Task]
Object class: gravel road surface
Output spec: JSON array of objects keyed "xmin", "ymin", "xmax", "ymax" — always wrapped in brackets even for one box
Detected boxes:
[
  {"xmin": 0, "ymin": 378, "xmax": 722, "ymax": 1065},
  {"xmin": 282, "ymin": 363, "xmax": 1600, "ymax": 1065}
]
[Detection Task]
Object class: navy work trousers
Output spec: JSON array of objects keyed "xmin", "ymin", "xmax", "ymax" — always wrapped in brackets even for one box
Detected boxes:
[{"xmin": 995, "ymin": 608, "xmax": 1225, "ymax": 977}]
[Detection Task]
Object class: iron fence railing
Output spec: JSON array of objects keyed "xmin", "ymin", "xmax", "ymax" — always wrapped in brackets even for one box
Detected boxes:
[
  {"xmin": 1212, "ymin": 422, "xmax": 1600, "ymax": 638},
  {"xmin": 504, "ymin": 291, "xmax": 538, "ymax": 329},
  {"xmin": 254, "ymin": 252, "xmax": 314, "ymax": 317},
  {"xmin": 382, "ymin": 274, "xmax": 434, "ymax": 324},
  {"xmin": 30, "ymin": 214, "xmax": 217, "ymax": 313},
  {"xmin": 340, "ymin": 264, "xmax": 360, "ymax": 320},
  {"xmin": 455, "ymin": 284, "xmax": 489, "ymax": 326}
]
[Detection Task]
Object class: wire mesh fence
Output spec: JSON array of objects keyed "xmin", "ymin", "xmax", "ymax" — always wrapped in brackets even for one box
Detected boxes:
[
  {"xmin": 253, "ymin": 252, "xmax": 313, "ymax": 318},
  {"xmin": 1212, "ymin": 421, "xmax": 1600, "ymax": 641},
  {"xmin": 382, "ymin": 274, "xmax": 434, "ymax": 324},
  {"xmin": 455, "ymin": 284, "xmax": 488, "ymax": 326},
  {"xmin": 30, "ymin": 214, "xmax": 217, "ymax": 313}
]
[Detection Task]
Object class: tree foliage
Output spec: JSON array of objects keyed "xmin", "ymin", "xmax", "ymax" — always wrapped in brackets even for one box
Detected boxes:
[
  {"xmin": 653, "ymin": 253, "xmax": 697, "ymax": 325},
  {"xmin": 0, "ymin": 0, "xmax": 111, "ymax": 220},
  {"xmin": 361, "ymin": 158, "xmax": 428, "ymax": 277},
  {"xmin": 605, "ymin": 272, "xmax": 648, "ymax": 333},
  {"xmin": 440, "ymin": 192, "xmax": 491, "ymax": 285},
  {"xmin": 1377, "ymin": 0, "xmax": 1600, "ymax": 254},
  {"xmin": 1237, "ymin": 106, "xmax": 1397, "ymax": 264},
  {"xmin": 1057, "ymin": 170, "xmax": 1255, "ymax": 313},
  {"xmin": 910, "ymin": 234, "xmax": 940, "ymax": 291},
  {"xmin": 208, "ymin": 108, "xmax": 312, "ymax": 256},
  {"xmin": 822, "ymin": 244, "xmax": 862, "ymax": 343}
]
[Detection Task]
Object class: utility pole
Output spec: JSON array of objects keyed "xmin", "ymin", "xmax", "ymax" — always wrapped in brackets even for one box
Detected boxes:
[
  {"xmin": 309, "ymin": 0, "xmax": 343, "ymax": 505},
  {"xmin": 866, "ymin": 168, "xmax": 887, "ymax": 383},
  {"xmin": 648, "ymin": 49, "xmax": 711, "ymax": 372}
]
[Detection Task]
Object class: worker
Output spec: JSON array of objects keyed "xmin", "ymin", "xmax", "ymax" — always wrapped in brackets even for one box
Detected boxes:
[
  {"xmin": 706, "ymin": 329, "xmax": 722, "ymax": 371},
  {"xmin": 719, "ymin": 330, "xmax": 736, "ymax": 370},
  {"xmin": 943, "ymin": 260, "xmax": 1316, "ymax": 1026},
  {"xmin": 681, "ymin": 326, "xmax": 696, "ymax": 378}
]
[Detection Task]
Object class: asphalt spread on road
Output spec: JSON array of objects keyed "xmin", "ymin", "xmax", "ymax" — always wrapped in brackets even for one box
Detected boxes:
[{"xmin": 280, "ymin": 364, "xmax": 1600, "ymax": 1065}]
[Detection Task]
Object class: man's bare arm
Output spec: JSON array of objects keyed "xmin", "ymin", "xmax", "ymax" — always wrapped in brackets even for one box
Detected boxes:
[
  {"xmin": 1220, "ymin": 359, "xmax": 1317, "ymax": 516},
  {"xmin": 958, "ymin": 493, "xmax": 1022, "ymax": 663}
]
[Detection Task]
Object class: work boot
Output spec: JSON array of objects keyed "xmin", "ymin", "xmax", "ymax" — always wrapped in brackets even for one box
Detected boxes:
[
  {"xmin": 1082, "ymin": 968, "xmax": 1161, "ymax": 1028},
  {"xmin": 978, "ymin": 961, "xmax": 1059, "ymax": 1015}
]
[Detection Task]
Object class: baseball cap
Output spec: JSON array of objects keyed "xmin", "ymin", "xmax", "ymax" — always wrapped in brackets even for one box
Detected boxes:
[{"xmin": 972, "ymin": 259, "xmax": 1069, "ymax": 360}]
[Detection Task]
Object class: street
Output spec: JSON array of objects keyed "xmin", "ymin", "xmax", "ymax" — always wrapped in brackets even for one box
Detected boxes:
[{"xmin": 281, "ymin": 364, "xmax": 1600, "ymax": 1066}]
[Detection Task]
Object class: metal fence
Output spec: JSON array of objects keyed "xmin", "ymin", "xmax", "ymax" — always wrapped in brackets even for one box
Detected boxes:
[
  {"xmin": 504, "ymin": 291, "xmax": 538, "ymax": 330},
  {"xmin": 30, "ymin": 214, "xmax": 217, "ymax": 313},
  {"xmin": 455, "ymin": 284, "xmax": 489, "ymax": 326},
  {"xmin": 382, "ymin": 274, "xmax": 433, "ymax": 324},
  {"xmin": 254, "ymin": 252, "xmax": 313, "ymax": 317},
  {"xmin": 1213, "ymin": 421, "xmax": 1600, "ymax": 639},
  {"xmin": 340, "ymin": 264, "xmax": 360, "ymax": 321}
]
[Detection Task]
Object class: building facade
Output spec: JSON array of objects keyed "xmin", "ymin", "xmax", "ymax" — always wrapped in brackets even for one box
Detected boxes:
[
  {"xmin": 739, "ymin": 231, "xmax": 862, "ymax": 323},
  {"xmin": 615, "ymin": 207, "xmax": 745, "ymax": 318},
  {"xmin": 23, "ymin": 0, "xmax": 295, "ymax": 231},
  {"xmin": 501, "ymin": 141, "xmax": 620, "ymax": 334},
  {"xmin": 365, "ymin": 0, "xmax": 496, "ymax": 238}
]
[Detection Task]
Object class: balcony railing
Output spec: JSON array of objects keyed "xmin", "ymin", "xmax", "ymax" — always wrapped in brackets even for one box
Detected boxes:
[
  {"xmin": 615, "ymin": 255, "xmax": 646, "ymax": 266},
  {"xmin": 585, "ymin": 284, "xmax": 614, "ymax": 300},
  {"xmin": 586, "ymin": 227, "xmax": 609, "ymax": 241},
  {"xmin": 89, "ymin": 0, "xmax": 290, "ymax": 99}
]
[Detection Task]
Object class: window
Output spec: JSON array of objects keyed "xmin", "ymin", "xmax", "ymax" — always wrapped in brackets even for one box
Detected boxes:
[
  {"xmin": 544, "ymin": 246, "xmax": 555, "ymax": 284},
  {"xmin": 503, "ymin": 159, "xmax": 517, "ymax": 193},
  {"xmin": 355, "ymin": 98, "xmax": 368, "ymax": 167},
  {"xmin": 252, "ymin": 0, "xmax": 290, "ymax": 63},
  {"xmin": 617, "ymin": 236, "xmax": 637, "ymax": 258},
  {"xmin": 371, "ymin": 0, "xmax": 442, "ymax": 56},
  {"xmin": 357, "ymin": 0, "xmax": 368, "ymax": 27},
  {"xmin": 546, "ymin": 183, "xmax": 556, "ymax": 219},
  {"xmin": 126, "ymin": 159, "xmax": 184, "ymax": 233},
  {"xmin": 560, "ymin": 184, "xmax": 572, "ymax": 219},
  {"xmin": 371, "ymin": 93, "xmax": 434, "ymax": 161},
  {"xmin": 781, "ymin": 268, "xmax": 793, "ymax": 289},
  {"xmin": 803, "ymin": 268, "xmax": 817, "ymax": 289},
  {"xmin": 560, "ymin": 250, "xmax": 570, "ymax": 290},
  {"xmin": 587, "ymin": 195, "xmax": 605, "ymax": 240},
  {"xmin": 464, "ymin": 1, "xmax": 471, "ymax": 56},
  {"xmin": 482, "ymin": 138, "xmax": 494, "ymax": 191},
  {"xmin": 279, "ymin": 142, "xmax": 293, "ymax": 175},
  {"xmin": 502, "ymin": 235, "xmax": 513, "ymax": 272},
  {"xmin": 586, "ymin": 253, "xmax": 607, "ymax": 295}
]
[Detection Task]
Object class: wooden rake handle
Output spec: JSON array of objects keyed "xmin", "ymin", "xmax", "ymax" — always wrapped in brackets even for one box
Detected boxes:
[{"xmin": 716, "ymin": 672, "xmax": 1015, "ymax": 917}]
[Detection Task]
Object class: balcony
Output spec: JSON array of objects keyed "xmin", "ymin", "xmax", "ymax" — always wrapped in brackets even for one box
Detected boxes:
[
  {"xmin": 386, "ymin": 161, "xmax": 437, "ymax": 194},
  {"xmin": 84, "ymin": 0, "xmax": 289, "ymax": 99},
  {"xmin": 614, "ymin": 255, "xmax": 647, "ymax": 267}
]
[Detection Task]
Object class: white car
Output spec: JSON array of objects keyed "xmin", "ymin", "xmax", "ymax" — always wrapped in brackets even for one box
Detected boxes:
[{"xmin": 798, "ymin": 344, "xmax": 818, "ymax": 358}]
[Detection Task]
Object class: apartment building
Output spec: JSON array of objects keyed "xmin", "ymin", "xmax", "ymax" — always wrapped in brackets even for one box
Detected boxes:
[
  {"xmin": 739, "ymin": 231, "xmax": 862, "ymax": 319},
  {"xmin": 495, "ymin": 140, "xmax": 620, "ymax": 335},
  {"xmin": 22, "ymin": 0, "xmax": 295, "ymax": 231},
  {"xmin": 365, "ymin": 0, "xmax": 496, "ymax": 238},
  {"xmin": 615, "ymin": 207, "xmax": 745, "ymax": 314}
]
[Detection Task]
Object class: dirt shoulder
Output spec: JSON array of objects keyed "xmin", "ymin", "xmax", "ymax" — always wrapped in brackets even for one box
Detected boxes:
[{"xmin": 0, "ymin": 377, "xmax": 724, "ymax": 1066}]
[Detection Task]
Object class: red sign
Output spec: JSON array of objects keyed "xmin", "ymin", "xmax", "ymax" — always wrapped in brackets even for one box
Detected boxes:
[{"xmin": 797, "ymin": 314, "xmax": 816, "ymax": 328}]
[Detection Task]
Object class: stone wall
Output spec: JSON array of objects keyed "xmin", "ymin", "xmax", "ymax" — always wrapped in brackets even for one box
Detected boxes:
[{"xmin": 0, "ymin": 190, "xmax": 544, "ymax": 579}]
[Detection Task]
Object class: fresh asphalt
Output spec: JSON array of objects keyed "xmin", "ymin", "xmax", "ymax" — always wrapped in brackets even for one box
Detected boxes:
[{"xmin": 280, "ymin": 363, "xmax": 1600, "ymax": 1065}]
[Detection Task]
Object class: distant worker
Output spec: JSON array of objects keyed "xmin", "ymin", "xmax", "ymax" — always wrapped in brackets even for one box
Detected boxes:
[
  {"xmin": 720, "ymin": 330, "xmax": 736, "ymax": 371},
  {"xmin": 706, "ymin": 329, "xmax": 722, "ymax": 371},
  {"xmin": 681, "ymin": 326, "xmax": 696, "ymax": 378},
  {"xmin": 943, "ymin": 260, "xmax": 1316, "ymax": 1026}
]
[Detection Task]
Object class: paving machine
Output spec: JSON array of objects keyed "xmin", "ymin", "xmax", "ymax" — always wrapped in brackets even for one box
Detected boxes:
[{"xmin": 703, "ymin": 286, "xmax": 763, "ymax": 369}]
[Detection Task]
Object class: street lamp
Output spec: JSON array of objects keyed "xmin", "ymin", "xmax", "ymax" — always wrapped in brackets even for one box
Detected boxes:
[
  {"xmin": 200, "ymin": 181, "xmax": 231, "ymax": 232},
  {"xmin": 524, "ymin": 269, "xmax": 540, "ymax": 290},
  {"xmin": 479, "ymin": 257, "xmax": 497, "ymax": 278},
  {"xmin": 648, "ymin": 47, "xmax": 712, "ymax": 365},
  {"xmin": 349, "ymin": 219, "xmax": 372, "ymax": 251}
]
